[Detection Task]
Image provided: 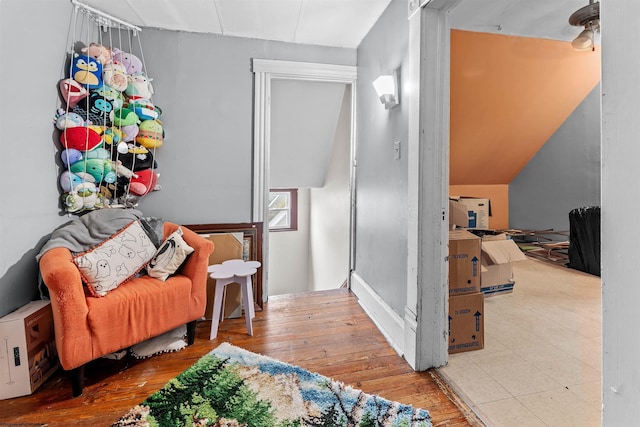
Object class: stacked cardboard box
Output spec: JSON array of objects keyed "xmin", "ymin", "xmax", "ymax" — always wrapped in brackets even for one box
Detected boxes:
[
  {"xmin": 448, "ymin": 229, "xmax": 484, "ymax": 354},
  {"xmin": 480, "ymin": 233, "xmax": 527, "ymax": 297},
  {"xmin": 0, "ymin": 301, "xmax": 59, "ymax": 400},
  {"xmin": 449, "ymin": 196, "xmax": 491, "ymax": 230}
]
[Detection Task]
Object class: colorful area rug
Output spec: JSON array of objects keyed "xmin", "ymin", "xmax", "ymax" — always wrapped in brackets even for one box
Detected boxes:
[{"xmin": 113, "ymin": 342, "xmax": 432, "ymax": 427}]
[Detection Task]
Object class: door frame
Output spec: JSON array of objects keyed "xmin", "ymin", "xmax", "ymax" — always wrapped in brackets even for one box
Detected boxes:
[
  {"xmin": 252, "ymin": 59, "xmax": 357, "ymax": 299},
  {"xmin": 405, "ymin": 0, "xmax": 461, "ymax": 369}
]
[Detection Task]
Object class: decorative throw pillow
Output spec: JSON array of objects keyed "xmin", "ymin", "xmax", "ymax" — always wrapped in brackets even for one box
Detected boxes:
[
  {"xmin": 146, "ymin": 227, "xmax": 194, "ymax": 281},
  {"xmin": 74, "ymin": 220, "xmax": 157, "ymax": 297}
]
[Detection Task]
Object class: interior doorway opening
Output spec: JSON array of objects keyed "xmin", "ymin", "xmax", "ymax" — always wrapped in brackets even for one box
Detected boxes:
[
  {"xmin": 251, "ymin": 60, "xmax": 357, "ymax": 301},
  {"xmin": 267, "ymin": 82, "xmax": 352, "ymax": 296}
]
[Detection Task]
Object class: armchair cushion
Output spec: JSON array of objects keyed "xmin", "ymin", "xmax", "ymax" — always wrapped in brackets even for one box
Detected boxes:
[
  {"xmin": 146, "ymin": 226, "xmax": 194, "ymax": 281},
  {"xmin": 73, "ymin": 220, "xmax": 157, "ymax": 296}
]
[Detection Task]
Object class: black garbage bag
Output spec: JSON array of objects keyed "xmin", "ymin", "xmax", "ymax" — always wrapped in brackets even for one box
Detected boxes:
[{"xmin": 568, "ymin": 206, "xmax": 601, "ymax": 276}]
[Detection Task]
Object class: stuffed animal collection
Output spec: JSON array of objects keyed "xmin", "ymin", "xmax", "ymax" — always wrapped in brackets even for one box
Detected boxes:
[{"xmin": 54, "ymin": 42, "xmax": 163, "ymax": 213}]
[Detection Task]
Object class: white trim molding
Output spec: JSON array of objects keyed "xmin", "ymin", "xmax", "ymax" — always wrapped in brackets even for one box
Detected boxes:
[
  {"xmin": 252, "ymin": 59, "xmax": 357, "ymax": 81},
  {"xmin": 252, "ymin": 59, "xmax": 357, "ymax": 297},
  {"xmin": 351, "ymin": 272, "xmax": 405, "ymax": 356}
]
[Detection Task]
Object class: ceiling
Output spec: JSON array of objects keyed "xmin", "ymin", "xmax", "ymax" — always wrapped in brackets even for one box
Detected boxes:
[
  {"xmin": 79, "ymin": 0, "xmax": 393, "ymax": 49},
  {"xmin": 450, "ymin": 0, "xmax": 597, "ymax": 44},
  {"xmin": 78, "ymin": 0, "xmax": 595, "ymax": 49}
]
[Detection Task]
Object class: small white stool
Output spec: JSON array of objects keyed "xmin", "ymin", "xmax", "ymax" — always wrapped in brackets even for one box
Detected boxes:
[{"xmin": 207, "ymin": 259, "xmax": 260, "ymax": 340}]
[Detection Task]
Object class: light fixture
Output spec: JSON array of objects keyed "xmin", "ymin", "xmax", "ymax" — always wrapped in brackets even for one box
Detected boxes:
[
  {"xmin": 372, "ymin": 70, "xmax": 399, "ymax": 109},
  {"xmin": 569, "ymin": 1, "xmax": 600, "ymax": 51},
  {"xmin": 572, "ymin": 24, "xmax": 595, "ymax": 50}
]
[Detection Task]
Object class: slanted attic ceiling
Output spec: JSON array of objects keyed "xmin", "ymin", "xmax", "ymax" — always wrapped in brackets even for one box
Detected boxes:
[
  {"xmin": 79, "ymin": 0, "xmax": 593, "ymax": 47},
  {"xmin": 449, "ymin": 30, "xmax": 601, "ymax": 186}
]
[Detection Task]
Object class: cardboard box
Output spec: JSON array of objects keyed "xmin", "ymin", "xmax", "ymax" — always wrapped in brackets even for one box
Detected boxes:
[
  {"xmin": 448, "ymin": 229, "xmax": 481, "ymax": 295},
  {"xmin": 448, "ymin": 292, "xmax": 484, "ymax": 354},
  {"xmin": 481, "ymin": 263, "xmax": 514, "ymax": 296},
  {"xmin": 449, "ymin": 197, "xmax": 491, "ymax": 230},
  {"xmin": 0, "ymin": 301, "xmax": 59, "ymax": 400},
  {"xmin": 480, "ymin": 235, "xmax": 527, "ymax": 297},
  {"xmin": 203, "ymin": 233, "xmax": 245, "ymax": 319},
  {"xmin": 449, "ymin": 199, "xmax": 470, "ymax": 229}
]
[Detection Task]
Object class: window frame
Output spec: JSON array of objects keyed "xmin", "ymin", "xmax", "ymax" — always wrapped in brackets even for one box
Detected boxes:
[{"xmin": 268, "ymin": 188, "xmax": 298, "ymax": 232}]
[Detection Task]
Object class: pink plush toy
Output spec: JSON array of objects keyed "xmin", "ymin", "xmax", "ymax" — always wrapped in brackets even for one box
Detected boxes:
[
  {"xmin": 81, "ymin": 42, "xmax": 112, "ymax": 64},
  {"xmin": 103, "ymin": 61, "xmax": 128, "ymax": 92},
  {"xmin": 112, "ymin": 47, "xmax": 143, "ymax": 75},
  {"xmin": 59, "ymin": 78, "xmax": 88, "ymax": 108}
]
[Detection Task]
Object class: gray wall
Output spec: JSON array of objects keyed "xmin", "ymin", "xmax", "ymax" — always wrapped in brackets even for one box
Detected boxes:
[
  {"xmin": 355, "ymin": 0, "xmax": 409, "ymax": 316},
  {"xmin": 0, "ymin": 0, "xmax": 356, "ymax": 318},
  {"xmin": 270, "ymin": 80, "xmax": 346, "ymax": 188},
  {"xmin": 509, "ymin": 84, "xmax": 601, "ymax": 235},
  {"xmin": 602, "ymin": 1, "xmax": 640, "ymax": 422},
  {"xmin": 0, "ymin": 0, "xmax": 72, "ymax": 318},
  {"xmin": 137, "ymin": 29, "xmax": 355, "ymax": 223}
]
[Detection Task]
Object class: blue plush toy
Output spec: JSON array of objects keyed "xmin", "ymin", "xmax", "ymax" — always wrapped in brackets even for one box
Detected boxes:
[
  {"xmin": 60, "ymin": 148, "xmax": 83, "ymax": 167},
  {"xmin": 71, "ymin": 54, "xmax": 103, "ymax": 89},
  {"xmin": 53, "ymin": 109, "xmax": 86, "ymax": 130},
  {"xmin": 59, "ymin": 170, "xmax": 83, "ymax": 192}
]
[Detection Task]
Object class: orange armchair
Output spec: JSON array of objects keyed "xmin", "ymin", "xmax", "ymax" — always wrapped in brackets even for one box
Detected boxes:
[{"xmin": 39, "ymin": 222, "xmax": 214, "ymax": 397}]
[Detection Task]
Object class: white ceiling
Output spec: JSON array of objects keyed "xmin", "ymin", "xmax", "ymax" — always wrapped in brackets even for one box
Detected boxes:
[
  {"xmin": 79, "ymin": 0, "xmax": 393, "ymax": 49},
  {"xmin": 78, "ymin": 0, "xmax": 594, "ymax": 48}
]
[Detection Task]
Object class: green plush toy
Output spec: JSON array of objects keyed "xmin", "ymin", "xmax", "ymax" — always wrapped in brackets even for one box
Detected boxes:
[
  {"xmin": 111, "ymin": 108, "xmax": 139, "ymax": 127},
  {"xmin": 69, "ymin": 158, "xmax": 113, "ymax": 183}
]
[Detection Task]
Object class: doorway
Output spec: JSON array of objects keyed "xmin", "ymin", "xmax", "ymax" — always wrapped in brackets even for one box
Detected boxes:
[
  {"xmin": 267, "ymin": 81, "xmax": 352, "ymax": 296},
  {"xmin": 251, "ymin": 60, "xmax": 357, "ymax": 300},
  {"xmin": 439, "ymin": 2, "xmax": 603, "ymax": 426}
]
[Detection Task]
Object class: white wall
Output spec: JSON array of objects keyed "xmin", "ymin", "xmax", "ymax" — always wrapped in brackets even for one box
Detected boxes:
[
  {"xmin": 601, "ymin": 1, "xmax": 640, "ymax": 424},
  {"xmin": 268, "ymin": 86, "xmax": 351, "ymax": 295},
  {"xmin": 309, "ymin": 87, "xmax": 352, "ymax": 291},
  {"xmin": 268, "ymin": 189, "xmax": 310, "ymax": 296},
  {"xmin": 270, "ymin": 80, "xmax": 346, "ymax": 188}
]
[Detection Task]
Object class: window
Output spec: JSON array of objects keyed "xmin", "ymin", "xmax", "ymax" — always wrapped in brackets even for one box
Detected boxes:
[{"xmin": 268, "ymin": 189, "xmax": 298, "ymax": 231}]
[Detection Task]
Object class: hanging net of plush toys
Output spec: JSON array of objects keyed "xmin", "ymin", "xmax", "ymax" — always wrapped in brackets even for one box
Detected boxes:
[{"xmin": 55, "ymin": 1, "xmax": 163, "ymax": 214}]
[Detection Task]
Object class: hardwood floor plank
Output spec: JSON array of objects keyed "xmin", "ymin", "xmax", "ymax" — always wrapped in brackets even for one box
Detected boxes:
[{"xmin": 0, "ymin": 289, "xmax": 482, "ymax": 426}]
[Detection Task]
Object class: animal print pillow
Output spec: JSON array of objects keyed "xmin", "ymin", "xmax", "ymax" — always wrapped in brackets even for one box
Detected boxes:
[
  {"xmin": 74, "ymin": 220, "xmax": 157, "ymax": 297},
  {"xmin": 146, "ymin": 227, "xmax": 194, "ymax": 281}
]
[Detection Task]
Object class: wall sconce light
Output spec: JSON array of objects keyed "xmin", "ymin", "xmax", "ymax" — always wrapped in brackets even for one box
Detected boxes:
[{"xmin": 373, "ymin": 70, "xmax": 399, "ymax": 109}]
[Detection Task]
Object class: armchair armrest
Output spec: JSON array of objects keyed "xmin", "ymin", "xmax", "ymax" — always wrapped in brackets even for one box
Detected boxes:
[
  {"xmin": 163, "ymin": 222, "xmax": 214, "ymax": 318},
  {"xmin": 39, "ymin": 247, "xmax": 92, "ymax": 369}
]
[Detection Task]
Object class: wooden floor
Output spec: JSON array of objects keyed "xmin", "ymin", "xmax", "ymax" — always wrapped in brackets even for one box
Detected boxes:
[{"xmin": 1, "ymin": 289, "xmax": 482, "ymax": 426}]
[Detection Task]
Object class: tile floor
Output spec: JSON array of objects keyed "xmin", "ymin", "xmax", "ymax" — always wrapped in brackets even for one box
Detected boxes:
[{"xmin": 438, "ymin": 258, "xmax": 602, "ymax": 427}]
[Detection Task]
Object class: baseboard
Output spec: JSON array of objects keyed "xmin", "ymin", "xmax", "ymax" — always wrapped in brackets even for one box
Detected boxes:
[{"xmin": 350, "ymin": 272, "xmax": 405, "ymax": 356}]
